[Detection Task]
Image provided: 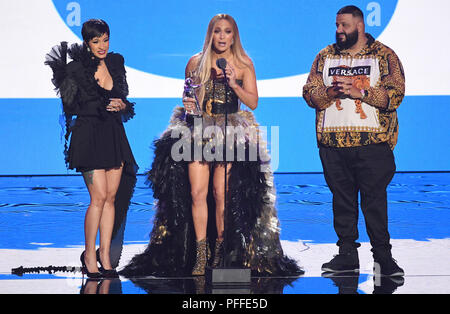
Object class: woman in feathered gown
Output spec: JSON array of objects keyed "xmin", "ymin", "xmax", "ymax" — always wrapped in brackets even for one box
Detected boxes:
[
  {"xmin": 45, "ymin": 19, "xmax": 137, "ymax": 278},
  {"xmin": 120, "ymin": 14, "xmax": 303, "ymax": 278}
]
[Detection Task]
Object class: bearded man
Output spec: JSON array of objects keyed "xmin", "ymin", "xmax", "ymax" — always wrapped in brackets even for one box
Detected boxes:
[{"xmin": 303, "ymin": 5, "xmax": 405, "ymax": 277}]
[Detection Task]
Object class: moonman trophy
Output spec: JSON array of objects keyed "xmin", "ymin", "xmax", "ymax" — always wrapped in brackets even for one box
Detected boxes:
[{"xmin": 184, "ymin": 77, "xmax": 202, "ymax": 125}]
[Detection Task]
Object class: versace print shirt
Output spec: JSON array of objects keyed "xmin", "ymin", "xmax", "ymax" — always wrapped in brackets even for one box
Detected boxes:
[{"xmin": 303, "ymin": 34, "xmax": 405, "ymax": 150}]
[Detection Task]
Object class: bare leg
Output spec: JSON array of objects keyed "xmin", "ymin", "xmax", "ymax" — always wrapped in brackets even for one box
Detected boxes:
[
  {"xmin": 83, "ymin": 169, "xmax": 107, "ymax": 273},
  {"xmin": 98, "ymin": 164, "xmax": 123, "ymax": 270},
  {"xmin": 189, "ymin": 162, "xmax": 210, "ymax": 241},
  {"xmin": 213, "ymin": 163, "xmax": 232, "ymax": 241}
]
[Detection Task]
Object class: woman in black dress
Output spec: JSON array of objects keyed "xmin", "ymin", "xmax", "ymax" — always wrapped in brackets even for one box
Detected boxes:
[
  {"xmin": 45, "ymin": 19, "xmax": 138, "ymax": 278},
  {"xmin": 120, "ymin": 14, "xmax": 303, "ymax": 278}
]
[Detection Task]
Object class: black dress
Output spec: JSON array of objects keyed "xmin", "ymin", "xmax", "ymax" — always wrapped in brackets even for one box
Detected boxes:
[
  {"xmin": 45, "ymin": 42, "xmax": 138, "ymax": 267},
  {"xmin": 120, "ymin": 78, "xmax": 304, "ymax": 278}
]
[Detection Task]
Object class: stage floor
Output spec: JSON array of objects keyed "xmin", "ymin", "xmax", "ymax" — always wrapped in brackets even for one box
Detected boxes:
[{"xmin": 0, "ymin": 173, "xmax": 449, "ymax": 294}]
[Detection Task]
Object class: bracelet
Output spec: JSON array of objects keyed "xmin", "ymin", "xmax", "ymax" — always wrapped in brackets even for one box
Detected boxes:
[{"xmin": 360, "ymin": 89, "xmax": 368, "ymax": 99}]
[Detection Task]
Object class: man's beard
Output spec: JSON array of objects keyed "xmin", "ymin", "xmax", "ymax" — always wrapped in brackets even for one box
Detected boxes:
[{"xmin": 336, "ymin": 29, "xmax": 359, "ymax": 50}]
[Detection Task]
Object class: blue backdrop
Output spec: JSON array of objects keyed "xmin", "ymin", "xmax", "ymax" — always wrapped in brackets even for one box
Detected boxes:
[{"xmin": 0, "ymin": 0, "xmax": 449, "ymax": 175}]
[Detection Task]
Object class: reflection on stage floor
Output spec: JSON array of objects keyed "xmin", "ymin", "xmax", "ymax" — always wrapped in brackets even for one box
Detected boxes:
[{"xmin": 0, "ymin": 173, "xmax": 449, "ymax": 294}]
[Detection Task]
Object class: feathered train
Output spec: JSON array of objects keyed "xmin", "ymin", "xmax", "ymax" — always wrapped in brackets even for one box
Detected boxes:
[{"xmin": 120, "ymin": 107, "xmax": 303, "ymax": 277}]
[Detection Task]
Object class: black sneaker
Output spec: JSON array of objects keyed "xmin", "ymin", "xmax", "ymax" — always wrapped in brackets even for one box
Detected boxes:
[
  {"xmin": 321, "ymin": 252, "xmax": 359, "ymax": 273},
  {"xmin": 373, "ymin": 257, "xmax": 404, "ymax": 277}
]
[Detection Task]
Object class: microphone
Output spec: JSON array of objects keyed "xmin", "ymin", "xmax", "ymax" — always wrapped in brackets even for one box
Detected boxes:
[
  {"xmin": 216, "ymin": 58, "xmax": 228, "ymax": 84},
  {"xmin": 216, "ymin": 58, "xmax": 227, "ymax": 70}
]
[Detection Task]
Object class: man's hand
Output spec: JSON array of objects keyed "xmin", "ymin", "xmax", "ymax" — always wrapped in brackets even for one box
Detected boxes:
[{"xmin": 332, "ymin": 77, "xmax": 363, "ymax": 99}]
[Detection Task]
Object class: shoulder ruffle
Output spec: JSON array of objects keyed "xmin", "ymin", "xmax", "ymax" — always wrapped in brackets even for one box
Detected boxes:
[
  {"xmin": 45, "ymin": 41, "xmax": 68, "ymax": 90},
  {"xmin": 45, "ymin": 42, "xmax": 79, "ymax": 110},
  {"xmin": 67, "ymin": 43, "xmax": 101, "ymax": 70},
  {"xmin": 107, "ymin": 53, "xmax": 128, "ymax": 96},
  {"xmin": 107, "ymin": 53, "xmax": 136, "ymax": 122}
]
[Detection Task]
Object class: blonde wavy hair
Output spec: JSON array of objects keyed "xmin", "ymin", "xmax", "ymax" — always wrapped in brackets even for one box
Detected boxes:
[{"xmin": 192, "ymin": 14, "xmax": 252, "ymax": 104}]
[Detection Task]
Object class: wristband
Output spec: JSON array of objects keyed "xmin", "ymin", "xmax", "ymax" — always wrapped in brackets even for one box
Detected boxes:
[{"xmin": 360, "ymin": 89, "xmax": 368, "ymax": 99}]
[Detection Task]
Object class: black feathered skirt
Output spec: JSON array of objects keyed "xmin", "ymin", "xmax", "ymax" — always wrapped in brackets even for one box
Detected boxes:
[{"xmin": 119, "ymin": 107, "xmax": 302, "ymax": 277}]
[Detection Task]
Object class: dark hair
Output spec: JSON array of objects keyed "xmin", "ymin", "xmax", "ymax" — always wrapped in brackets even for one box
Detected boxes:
[
  {"xmin": 81, "ymin": 19, "xmax": 110, "ymax": 43},
  {"xmin": 337, "ymin": 5, "xmax": 364, "ymax": 19}
]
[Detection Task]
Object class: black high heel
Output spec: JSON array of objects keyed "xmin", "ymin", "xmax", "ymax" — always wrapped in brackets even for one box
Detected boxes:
[
  {"xmin": 96, "ymin": 249, "xmax": 104, "ymax": 272},
  {"xmin": 80, "ymin": 251, "xmax": 102, "ymax": 279},
  {"xmin": 96, "ymin": 249, "xmax": 119, "ymax": 278}
]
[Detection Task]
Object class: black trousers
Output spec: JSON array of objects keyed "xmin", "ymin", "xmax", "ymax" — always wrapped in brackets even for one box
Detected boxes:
[{"xmin": 319, "ymin": 143, "xmax": 395, "ymax": 258}]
